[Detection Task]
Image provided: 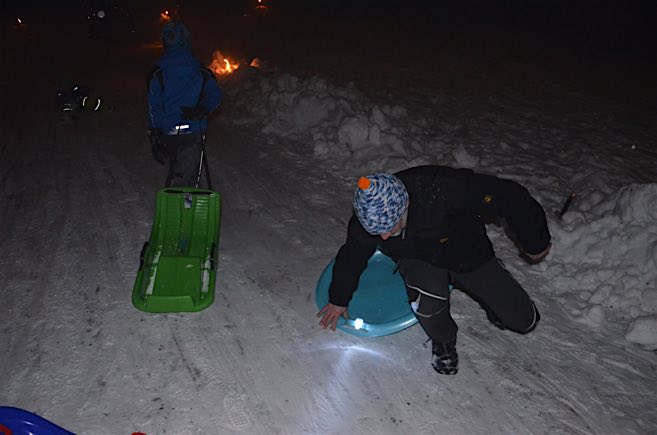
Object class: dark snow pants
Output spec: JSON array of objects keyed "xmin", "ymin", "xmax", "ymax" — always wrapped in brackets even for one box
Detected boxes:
[
  {"xmin": 398, "ymin": 256, "xmax": 540, "ymax": 345},
  {"xmin": 163, "ymin": 132, "xmax": 204, "ymax": 188}
]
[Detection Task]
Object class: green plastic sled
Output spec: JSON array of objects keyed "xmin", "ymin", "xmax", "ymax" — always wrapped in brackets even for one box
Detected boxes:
[{"xmin": 132, "ymin": 188, "xmax": 221, "ymax": 313}]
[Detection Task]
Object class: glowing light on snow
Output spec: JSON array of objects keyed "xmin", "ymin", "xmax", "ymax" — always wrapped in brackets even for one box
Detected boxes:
[{"xmin": 353, "ymin": 318, "xmax": 364, "ymax": 330}]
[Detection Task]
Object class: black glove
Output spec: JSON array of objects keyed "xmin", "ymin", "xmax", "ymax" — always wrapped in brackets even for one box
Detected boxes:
[
  {"xmin": 180, "ymin": 105, "xmax": 208, "ymax": 120},
  {"xmin": 149, "ymin": 128, "xmax": 167, "ymax": 164}
]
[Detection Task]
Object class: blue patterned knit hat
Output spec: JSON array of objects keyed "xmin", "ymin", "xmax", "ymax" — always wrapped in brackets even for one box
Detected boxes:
[{"xmin": 353, "ymin": 173, "xmax": 409, "ymax": 235}]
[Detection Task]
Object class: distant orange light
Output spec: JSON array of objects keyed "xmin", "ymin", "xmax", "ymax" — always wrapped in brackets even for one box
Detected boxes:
[{"xmin": 160, "ymin": 10, "xmax": 171, "ymax": 22}]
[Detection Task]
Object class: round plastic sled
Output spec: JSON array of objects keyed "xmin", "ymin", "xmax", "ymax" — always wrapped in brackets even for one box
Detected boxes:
[
  {"xmin": 316, "ymin": 250, "xmax": 417, "ymax": 337},
  {"xmin": 0, "ymin": 407, "xmax": 74, "ymax": 435}
]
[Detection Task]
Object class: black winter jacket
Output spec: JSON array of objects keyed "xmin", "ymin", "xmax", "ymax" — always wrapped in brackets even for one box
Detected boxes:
[{"xmin": 328, "ymin": 165, "xmax": 551, "ymax": 307}]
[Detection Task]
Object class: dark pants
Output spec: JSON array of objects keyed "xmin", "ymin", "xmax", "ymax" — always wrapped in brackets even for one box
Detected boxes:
[
  {"xmin": 163, "ymin": 133, "xmax": 204, "ymax": 187},
  {"xmin": 398, "ymin": 257, "xmax": 539, "ymax": 344}
]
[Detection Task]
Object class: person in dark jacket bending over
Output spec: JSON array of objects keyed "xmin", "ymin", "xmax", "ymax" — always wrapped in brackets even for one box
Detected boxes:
[
  {"xmin": 317, "ymin": 165, "xmax": 551, "ymax": 375},
  {"xmin": 148, "ymin": 22, "xmax": 222, "ymax": 187}
]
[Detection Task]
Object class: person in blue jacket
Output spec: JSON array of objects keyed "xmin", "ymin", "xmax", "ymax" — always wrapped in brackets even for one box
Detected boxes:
[
  {"xmin": 147, "ymin": 22, "xmax": 222, "ymax": 187},
  {"xmin": 317, "ymin": 166, "xmax": 552, "ymax": 375}
]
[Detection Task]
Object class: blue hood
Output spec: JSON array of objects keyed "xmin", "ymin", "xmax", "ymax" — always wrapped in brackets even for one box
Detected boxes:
[{"xmin": 162, "ymin": 22, "xmax": 190, "ymax": 52}]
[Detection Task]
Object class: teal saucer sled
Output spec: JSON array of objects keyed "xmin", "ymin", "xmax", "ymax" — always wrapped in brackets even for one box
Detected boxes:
[{"xmin": 316, "ymin": 250, "xmax": 417, "ymax": 337}]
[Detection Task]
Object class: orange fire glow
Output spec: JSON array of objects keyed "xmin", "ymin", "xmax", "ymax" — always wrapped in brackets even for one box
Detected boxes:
[
  {"xmin": 160, "ymin": 10, "xmax": 171, "ymax": 23},
  {"xmin": 209, "ymin": 50, "xmax": 240, "ymax": 75}
]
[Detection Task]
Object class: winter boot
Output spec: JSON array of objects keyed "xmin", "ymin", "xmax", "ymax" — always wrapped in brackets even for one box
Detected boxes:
[{"xmin": 432, "ymin": 339, "xmax": 459, "ymax": 375}]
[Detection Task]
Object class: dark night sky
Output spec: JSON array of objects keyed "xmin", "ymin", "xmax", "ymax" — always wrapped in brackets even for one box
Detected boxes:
[{"xmin": 2, "ymin": 0, "xmax": 655, "ymax": 63}]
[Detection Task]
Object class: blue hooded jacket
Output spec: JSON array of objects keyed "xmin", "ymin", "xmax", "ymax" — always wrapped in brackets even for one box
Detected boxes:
[{"xmin": 148, "ymin": 22, "xmax": 222, "ymax": 135}]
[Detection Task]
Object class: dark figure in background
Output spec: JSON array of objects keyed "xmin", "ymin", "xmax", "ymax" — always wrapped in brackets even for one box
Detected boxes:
[
  {"xmin": 317, "ymin": 166, "xmax": 552, "ymax": 375},
  {"xmin": 147, "ymin": 22, "xmax": 222, "ymax": 187},
  {"xmin": 86, "ymin": 0, "xmax": 135, "ymax": 40},
  {"xmin": 55, "ymin": 84, "xmax": 104, "ymax": 114}
]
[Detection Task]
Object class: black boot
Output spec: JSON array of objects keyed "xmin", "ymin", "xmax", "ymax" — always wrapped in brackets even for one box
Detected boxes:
[{"xmin": 432, "ymin": 339, "xmax": 459, "ymax": 375}]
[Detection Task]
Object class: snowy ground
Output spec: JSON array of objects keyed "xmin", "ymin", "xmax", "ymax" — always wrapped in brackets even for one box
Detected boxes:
[{"xmin": 1, "ymin": 2, "xmax": 656, "ymax": 434}]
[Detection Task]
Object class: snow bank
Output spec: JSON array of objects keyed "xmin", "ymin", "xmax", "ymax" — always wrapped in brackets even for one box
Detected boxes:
[
  {"xmin": 549, "ymin": 183, "xmax": 657, "ymax": 349},
  {"xmin": 221, "ymin": 66, "xmax": 440, "ymax": 173}
]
